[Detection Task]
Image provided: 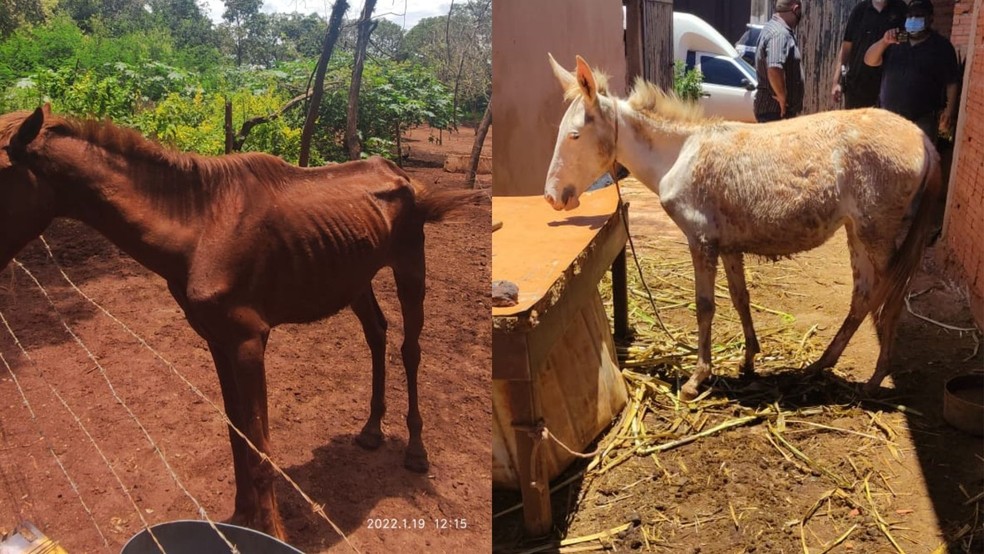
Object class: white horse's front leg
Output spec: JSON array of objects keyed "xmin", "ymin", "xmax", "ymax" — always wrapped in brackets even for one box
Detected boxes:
[
  {"xmin": 722, "ymin": 253, "xmax": 760, "ymax": 376},
  {"xmin": 682, "ymin": 242, "xmax": 719, "ymax": 400}
]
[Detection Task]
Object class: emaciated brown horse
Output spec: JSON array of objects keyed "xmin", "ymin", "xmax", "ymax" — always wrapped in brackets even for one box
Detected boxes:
[{"xmin": 0, "ymin": 105, "xmax": 476, "ymax": 539}]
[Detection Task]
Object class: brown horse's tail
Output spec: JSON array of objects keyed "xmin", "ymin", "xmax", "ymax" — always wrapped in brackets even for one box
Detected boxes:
[
  {"xmin": 412, "ymin": 180, "xmax": 485, "ymax": 223},
  {"xmin": 874, "ymin": 137, "xmax": 943, "ymax": 316}
]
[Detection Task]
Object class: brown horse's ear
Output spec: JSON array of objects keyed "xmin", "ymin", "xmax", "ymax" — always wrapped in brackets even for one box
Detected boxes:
[
  {"xmin": 575, "ymin": 56, "xmax": 600, "ymax": 107},
  {"xmin": 6, "ymin": 106, "xmax": 45, "ymax": 162},
  {"xmin": 41, "ymin": 102, "xmax": 52, "ymax": 117}
]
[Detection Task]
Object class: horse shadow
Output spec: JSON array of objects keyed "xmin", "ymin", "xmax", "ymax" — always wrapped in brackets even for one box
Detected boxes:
[
  {"xmin": 1, "ymin": 220, "xmax": 134, "ymax": 353},
  {"xmin": 546, "ymin": 214, "xmax": 609, "ymax": 230},
  {"xmin": 280, "ymin": 433, "xmax": 437, "ymax": 552}
]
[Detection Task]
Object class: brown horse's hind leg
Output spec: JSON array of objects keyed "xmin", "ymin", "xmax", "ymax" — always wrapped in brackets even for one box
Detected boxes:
[
  {"xmin": 681, "ymin": 241, "xmax": 719, "ymax": 400},
  {"xmin": 393, "ymin": 241, "xmax": 429, "ymax": 473},
  {"xmin": 352, "ymin": 287, "xmax": 389, "ymax": 451},
  {"xmin": 722, "ymin": 253, "xmax": 760, "ymax": 376}
]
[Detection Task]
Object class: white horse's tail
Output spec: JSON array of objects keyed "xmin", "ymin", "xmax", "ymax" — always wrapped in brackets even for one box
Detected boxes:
[{"xmin": 874, "ymin": 137, "xmax": 943, "ymax": 319}]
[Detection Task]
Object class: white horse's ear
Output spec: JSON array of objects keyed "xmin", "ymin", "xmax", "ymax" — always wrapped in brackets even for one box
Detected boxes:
[
  {"xmin": 548, "ymin": 53, "xmax": 577, "ymax": 94},
  {"xmin": 575, "ymin": 55, "xmax": 599, "ymax": 106}
]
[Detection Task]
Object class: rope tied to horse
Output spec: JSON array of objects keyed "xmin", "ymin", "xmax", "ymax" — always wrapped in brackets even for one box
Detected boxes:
[{"xmin": 609, "ymin": 99, "xmax": 695, "ymax": 354}]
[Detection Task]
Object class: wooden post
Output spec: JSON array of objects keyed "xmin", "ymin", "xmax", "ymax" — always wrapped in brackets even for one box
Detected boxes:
[
  {"xmin": 508, "ymin": 381, "xmax": 552, "ymax": 537},
  {"xmin": 612, "ymin": 201, "xmax": 630, "ymax": 343},
  {"xmin": 625, "ymin": 0, "xmax": 644, "ymax": 83}
]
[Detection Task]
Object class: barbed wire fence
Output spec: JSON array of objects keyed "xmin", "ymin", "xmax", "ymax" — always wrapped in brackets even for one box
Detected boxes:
[{"xmin": 0, "ymin": 235, "xmax": 360, "ymax": 553}]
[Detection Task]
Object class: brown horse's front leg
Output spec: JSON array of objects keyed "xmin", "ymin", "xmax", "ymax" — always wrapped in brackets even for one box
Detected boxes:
[
  {"xmin": 682, "ymin": 242, "xmax": 719, "ymax": 400},
  {"xmin": 351, "ymin": 289, "xmax": 388, "ymax": 451},
  {"xmin": 205, "ymin": 307, "xmax": 285, "ymax": 540},
  {"xmin": 207, "ymin": 341, "xmax": 259, "ymax": 526}
]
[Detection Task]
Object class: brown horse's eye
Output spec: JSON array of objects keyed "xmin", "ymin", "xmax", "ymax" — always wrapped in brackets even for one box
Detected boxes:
[{"xmin": 569, "ymin": 131, "xmax": 580, "ymax": 140}]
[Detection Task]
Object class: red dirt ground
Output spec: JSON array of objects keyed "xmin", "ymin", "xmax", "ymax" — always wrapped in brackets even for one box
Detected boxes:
[{"xmin": 0, "ymin": 126, "xmax": 491, "ymax": 552}]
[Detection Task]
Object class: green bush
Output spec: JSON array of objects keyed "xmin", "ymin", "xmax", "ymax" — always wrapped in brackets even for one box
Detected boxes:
[
  {"xmin": 673, "ymin": 60, "xmax": 703, "ymax": 103},
  {"xmin": 0, "ymin": 17, "xmax": 457, "ymax": 166}
]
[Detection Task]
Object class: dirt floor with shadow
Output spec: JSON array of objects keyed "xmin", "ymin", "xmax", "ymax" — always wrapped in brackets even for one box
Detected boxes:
[{"xmin": 493, "ymin": 178, "xmax": 983, "ymax": 554}]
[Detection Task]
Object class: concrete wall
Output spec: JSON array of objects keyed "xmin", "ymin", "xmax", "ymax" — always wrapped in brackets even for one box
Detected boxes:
[
  {"xmin": 491, "ymin": 0, "xmax": 627, "ymax": 197},
  {"xmin": 942, "ymin": 0, "xmax": 984, "ymax": 327}
]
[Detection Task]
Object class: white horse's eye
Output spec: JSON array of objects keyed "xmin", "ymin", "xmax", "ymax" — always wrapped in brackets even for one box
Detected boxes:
[{"xmin": 569, "ymin": 131, "xmax": 580, "ymax": 140}]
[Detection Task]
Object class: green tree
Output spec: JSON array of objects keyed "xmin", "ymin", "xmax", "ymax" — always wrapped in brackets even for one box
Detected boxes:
[
  {"xmin": 339, "ymin": 17, "xmax": 404, "ymax": 60},
  {"xmin": 269, "ymin": 12, "xmax": 326, "ymax": 59},
  {"xmin": 147, "ymin": 0, "xmax": 217, "ymax": 52},
  {"xmin": 402, "ymin": 0, "xmax": 490, "ymax": 123},
  {"xmin": 0, "ymin": 0, "xmax": 46, "ymax": 37},
  {"xmin": 222, "ymin": 0, "xmax": 263, "ymax": 66}
]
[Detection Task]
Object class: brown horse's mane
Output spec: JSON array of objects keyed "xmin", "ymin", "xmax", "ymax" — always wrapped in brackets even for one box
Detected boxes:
[
  {"xmin": 625, "ymin": 77, "xmax": 716, "ymax": 125},
  {"xmin": 47, "ymin": 115, "xmax": 295, "ymax": 191}
]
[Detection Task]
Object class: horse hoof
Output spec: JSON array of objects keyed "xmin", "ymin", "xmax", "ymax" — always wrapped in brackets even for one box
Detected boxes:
[
  {"xmin": 354, "ymin": 431, "xmax": 384, "ymax": 451},
  {"xmin": 861, "ymin": 380, "xmax": 883, "ymax": 396},
  {"xmin": 679, "ymin": 383, "xmax": 699, "ymax": 401},
  {"xmin": 404, "ymin": 451, "xmax": 430, "ymax": 473},
  {"xmin": 739, "ymin": 361, "xmax": 755, "ymax": 378}
]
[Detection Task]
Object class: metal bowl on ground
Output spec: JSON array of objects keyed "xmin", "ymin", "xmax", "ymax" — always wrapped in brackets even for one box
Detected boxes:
[
  {"xmin": 943, "ymin": 373, "xmax": 984, "ymax": 437},
  {"xmin": 121, "ymin": 520, "xmax": 303, "ymax": 554}
]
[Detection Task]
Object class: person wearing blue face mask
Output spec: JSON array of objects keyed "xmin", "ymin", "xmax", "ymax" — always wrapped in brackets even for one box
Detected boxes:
[{"xmin": 862, "ymin": 0, "xmax": 960, "ymax": 142}]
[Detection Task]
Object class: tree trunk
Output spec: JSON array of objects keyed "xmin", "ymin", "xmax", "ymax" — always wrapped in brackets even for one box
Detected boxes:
[
  {"xmin": 299, "ymin": 0, "xmax": 349, "ymax": 167},
  {"xmin": 224, "ymin": 99, "xmax": 234, "ymax": 154},
  {"xmin": 344, "ymin": 0, "xmax": 378, "ymax": 161},
  {"xmin": 394, "ymin": 119, "xmax": 402, "ymax": 167},
  {"xmin": 450, "ymin": 54, "xmax": 465, "ymax": 132},
  {"xmin": 466, "ymin": 96, "xmax": 491, "ymax": 189}
]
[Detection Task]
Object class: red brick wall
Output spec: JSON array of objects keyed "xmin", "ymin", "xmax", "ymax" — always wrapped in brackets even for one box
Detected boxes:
[
  {"xmin": 950, "ymin": 0, "xmax": 976, "ymax": 60},
  {"xmin": 942, "ymin": 1, "xmax": 984, "ymax": 327}
]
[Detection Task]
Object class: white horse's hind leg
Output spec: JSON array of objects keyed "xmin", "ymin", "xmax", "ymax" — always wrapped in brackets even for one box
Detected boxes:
[
  {"xmin": 806, "ymin": 226, "xmax": 883, "ymax": 375},
  {"xmin": 682, "ymin": 242, "xmax": 719, "ymax": 400},
  {"xmin": 722, "ymin": 253, "xmax": 760, "ymax": 376},
  {"xmin": 866, "ymin": 269, "xmax": 909, "ymax": 393}
]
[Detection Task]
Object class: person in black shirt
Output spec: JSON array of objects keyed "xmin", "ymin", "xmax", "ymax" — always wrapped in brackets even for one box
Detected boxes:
[
  {"xmin": 863, "ymin": 0, "xmax": 960, "ymax": 141},
  {"xmin": 831, "ymin": 0, "xmax": 906, "ymax": 108}
]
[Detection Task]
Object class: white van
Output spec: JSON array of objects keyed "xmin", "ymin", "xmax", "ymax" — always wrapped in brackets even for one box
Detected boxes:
[{"xmin": 673, "ymin": 12, "xmax": 758, "ymax": 122}]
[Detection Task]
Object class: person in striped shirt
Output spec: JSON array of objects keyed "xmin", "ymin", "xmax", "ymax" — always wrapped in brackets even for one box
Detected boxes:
[{"xmin": 753, "ymin": 0, "xmax": 806, "ymax": 122}]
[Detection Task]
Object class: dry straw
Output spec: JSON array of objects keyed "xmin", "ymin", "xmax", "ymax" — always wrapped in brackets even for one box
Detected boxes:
[{"xmin": 511, "ymin": 237, "xmax": 980, "ymax": 553}]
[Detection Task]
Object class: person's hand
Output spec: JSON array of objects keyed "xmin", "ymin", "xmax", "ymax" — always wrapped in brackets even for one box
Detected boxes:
[
  {"xmin": 773, "ymin": 93, "xmax": 787, "ymax": 117},
  {"xmin": 940, "ymin": 109, "xmax": 956, "ymax": 137},
  {"xmin": 882, "ymin": 28, "xmax": 901, "ymax": 44},
  {"xmin": 832, "ymin": 82, "xmax": 843, "ymax": 104}
]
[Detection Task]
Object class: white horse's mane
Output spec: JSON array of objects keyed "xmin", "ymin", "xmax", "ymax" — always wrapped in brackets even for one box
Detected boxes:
[{"xmin": 626, "ymin": 77, "xmax": 710, "ymax": 124}]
